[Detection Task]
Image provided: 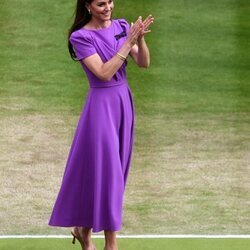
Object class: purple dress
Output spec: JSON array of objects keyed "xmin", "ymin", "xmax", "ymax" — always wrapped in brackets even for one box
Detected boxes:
[{"xmin": 48, "ymin": 19, "xmax": 134, "ymax": 232}]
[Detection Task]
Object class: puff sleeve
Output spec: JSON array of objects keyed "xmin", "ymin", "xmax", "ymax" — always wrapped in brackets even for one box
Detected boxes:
[
  {"xmin": 69, "ymin": 32, "xmax": 97, "ymax": 61},
  {"xmin": 118, "ymin": 18, "xmax": 130, "ymax": 36}
]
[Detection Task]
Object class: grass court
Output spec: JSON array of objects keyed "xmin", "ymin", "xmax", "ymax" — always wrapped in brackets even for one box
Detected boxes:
[
  {"xmin": 0, "ymin": 0, "xmax": 249, "ymax": 249},
  {"xmin": 0, "ymin": 238, "xmax": 250, "ymax": 250}
]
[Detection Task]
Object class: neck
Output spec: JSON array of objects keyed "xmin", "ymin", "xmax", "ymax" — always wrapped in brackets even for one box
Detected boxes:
[{"xmin": 88, "ymin": 18, "xmax": 111, "ymax": 29}]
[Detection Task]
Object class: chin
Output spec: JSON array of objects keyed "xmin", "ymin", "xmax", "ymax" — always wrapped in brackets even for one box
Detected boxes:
[{"xmin": 102, "ymin": 12, "xmax": 112, "ymax": 19}]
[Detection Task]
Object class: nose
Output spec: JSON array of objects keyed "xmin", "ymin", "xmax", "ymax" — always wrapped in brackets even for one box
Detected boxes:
[{"xmin": 105, "ymin": 3, "xmax": 112, "ymax": 11}]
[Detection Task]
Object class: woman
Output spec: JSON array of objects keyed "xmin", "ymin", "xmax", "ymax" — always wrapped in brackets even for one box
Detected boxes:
[{"xmin": 48, "ymin": 0, "xmax": 154, "ymax": 249}]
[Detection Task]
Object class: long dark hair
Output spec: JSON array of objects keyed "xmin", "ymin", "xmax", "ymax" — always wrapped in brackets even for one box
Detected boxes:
[{"xmin": 68, "ymin": 0, "xmax": 93, "ymax": 61}]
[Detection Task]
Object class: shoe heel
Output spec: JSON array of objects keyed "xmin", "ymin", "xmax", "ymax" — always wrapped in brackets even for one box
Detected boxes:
[{"xmin": 71, "ymin": 232, "xmax": 76, "ymax": 244}]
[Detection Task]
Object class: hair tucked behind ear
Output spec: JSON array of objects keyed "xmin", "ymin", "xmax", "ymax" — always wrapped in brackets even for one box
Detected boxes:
[{"xmin": 68, "ymin": 0, "xmax": 92, "ymax": 61}]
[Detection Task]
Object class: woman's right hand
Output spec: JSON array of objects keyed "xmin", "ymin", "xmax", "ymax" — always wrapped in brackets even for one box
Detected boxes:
[{"xmin": 126, "ymin": 16, "xmax": 143, "ymax": 48}]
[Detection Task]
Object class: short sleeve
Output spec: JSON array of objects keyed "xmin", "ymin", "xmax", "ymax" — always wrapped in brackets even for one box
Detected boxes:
[
  {"xmin": 69, "ymin": 32, "xmax": 97, "ymax": 61},
  {"xmin": 118, "ymin": 19, "xmax": 130, "ymax": 35}
]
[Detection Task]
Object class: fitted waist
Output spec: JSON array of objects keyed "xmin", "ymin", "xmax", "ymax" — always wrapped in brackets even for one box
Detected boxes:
[{"xmin": 89, "ymin": 79, "xmax": 128, "ymax": 88}]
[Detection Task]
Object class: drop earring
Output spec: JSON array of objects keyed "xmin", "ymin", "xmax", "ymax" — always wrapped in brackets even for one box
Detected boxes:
[{"xmin": 88, "ymin": 9, "xmax": 91, "ymax": 15}]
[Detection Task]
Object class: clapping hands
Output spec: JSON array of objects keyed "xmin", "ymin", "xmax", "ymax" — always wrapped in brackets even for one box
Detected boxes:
[{"xmin": 127, "ymin": 15, "xmax": 154, "ymax": 47}]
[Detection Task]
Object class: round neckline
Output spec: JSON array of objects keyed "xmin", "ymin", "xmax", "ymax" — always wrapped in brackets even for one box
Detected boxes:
[{"xmin": 82, "ymin": 19, "xmax": 113, "ymax": 32}]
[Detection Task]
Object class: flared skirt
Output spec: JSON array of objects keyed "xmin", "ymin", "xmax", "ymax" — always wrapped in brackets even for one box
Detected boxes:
[{"xmin": 49, "ymin": 82, "xmax": 134, "ymax": 232}]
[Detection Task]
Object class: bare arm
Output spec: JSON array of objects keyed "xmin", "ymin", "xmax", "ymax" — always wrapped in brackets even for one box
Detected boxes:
[
  {"xmin": 130, "ymin": 37, "xmax": 150, "ymax": 68},
  {"xmin": 130, "ymin": 15, "xmax": 154, "ymax": 68},
  {"xmin": 82, "ymin": 42, "xmax": 131, "ymax": 81},
  {"xmin": 81, "ymin": 19, "xmax": 142, "ymax": 82}
]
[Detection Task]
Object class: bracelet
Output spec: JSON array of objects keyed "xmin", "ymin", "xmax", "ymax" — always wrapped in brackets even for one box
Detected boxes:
[{"xmin": 116, "ymin": 52, "xmax": 127, "ymax": 61}]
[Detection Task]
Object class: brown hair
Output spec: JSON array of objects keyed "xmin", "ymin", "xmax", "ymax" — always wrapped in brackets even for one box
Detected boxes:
[{"xmin": 68, "ymin": 0, "xmax": 93, "ymax": 60}]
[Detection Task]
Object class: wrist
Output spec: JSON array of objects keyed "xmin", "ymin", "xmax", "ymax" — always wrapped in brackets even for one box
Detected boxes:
[
  {"xmin": 138, "ymin": 36, "xmax": 145, "ymax": 44},
  {"xmin": 124, "ymin": 39, "xmax": 135, "ymax": 49}
]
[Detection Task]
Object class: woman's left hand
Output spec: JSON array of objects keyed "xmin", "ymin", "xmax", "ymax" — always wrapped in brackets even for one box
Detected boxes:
[{"xmin": 138, "ymin": 15, "xmax": 154, "ymax": 40}]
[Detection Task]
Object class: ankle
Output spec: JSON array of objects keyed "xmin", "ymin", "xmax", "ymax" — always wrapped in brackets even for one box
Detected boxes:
[
  {"xmin": 104, "ymin": 243, "xmax": 118, "ymax": 250},
  {"xmin": 78, "ymin": 227, "xmax": 92, "ymax": 242},
  {"xmin": 83, "ymin": 238, "xmax": 92, "ymax": 245}
]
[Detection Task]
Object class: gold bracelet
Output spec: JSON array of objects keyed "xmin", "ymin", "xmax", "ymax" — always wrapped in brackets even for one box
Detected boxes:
[{"xmin": 116, "ymin": 52, "xmax": 127, "ymax": 61}]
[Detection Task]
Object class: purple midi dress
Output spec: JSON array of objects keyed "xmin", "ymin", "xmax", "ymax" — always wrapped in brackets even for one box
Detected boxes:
[{"xmin": 48, "ymin": 19, "xmax": 134, "ymax": 232}]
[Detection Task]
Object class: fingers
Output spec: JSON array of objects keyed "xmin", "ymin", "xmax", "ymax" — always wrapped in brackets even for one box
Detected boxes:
[
  {"xmin": 132, "ymin": 15, "xmax": 154, "ymax": 27},
  {"xmin": 130, "ymin": 16, "xmax": 143, "ymax": 35},
  {"xmin": 132, "ymin": 15, "xmax": 154, "ymax": 33},
  {"xmin": 144, "ymin": 14, "xmax": 154, "ymax": 23},
  {"xmin": 128, "ymin": 14, "xmax": 154, "ymax": 45},
  {"xmin": 143, "ymin": 14, "xmax": 154, "ymax": 30},
  {"xmin": 131, "ymin": 17, "xmax": 142, "ymax": 30},
  {"xmin": 142, "ymin": 29, "xmax": 151, "ymax": 35},
  {"xmin": 140, "ymin": 15, "xmax": 154, "ymax": 37},
  {"xmin": 128, "ymin": 18, "xmax": 143, "ymax": 46}
]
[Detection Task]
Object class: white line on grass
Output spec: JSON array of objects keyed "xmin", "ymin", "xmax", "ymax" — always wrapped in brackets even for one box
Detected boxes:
[{"xmin": 0, "ymin": 235, "xmax": 250, "ymax": 239}]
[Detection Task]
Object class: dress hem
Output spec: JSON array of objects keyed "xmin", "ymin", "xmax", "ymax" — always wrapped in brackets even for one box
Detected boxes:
[{"xmin": 48, "ymin": 223, "xmax": 121, "ymax": 233}]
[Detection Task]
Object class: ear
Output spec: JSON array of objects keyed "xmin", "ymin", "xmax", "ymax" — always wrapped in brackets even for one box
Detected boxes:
[{"xmin": 85, "ymin": 3, "xmax": 90, "ymax": 10}]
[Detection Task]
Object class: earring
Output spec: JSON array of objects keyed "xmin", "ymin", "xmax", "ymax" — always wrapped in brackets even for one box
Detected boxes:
[{"xmin": 88, "ymin": 9, "xmax": 91, "ymax": 15}]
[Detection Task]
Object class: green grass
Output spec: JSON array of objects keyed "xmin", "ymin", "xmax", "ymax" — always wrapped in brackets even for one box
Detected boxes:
[
  {"xmin": 0, "ymin": 0, "xmax": 249, "ymax": 236},
  {"xmin": 0, "ymin": 239, "xmax": 250, "ymax": 250}
]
